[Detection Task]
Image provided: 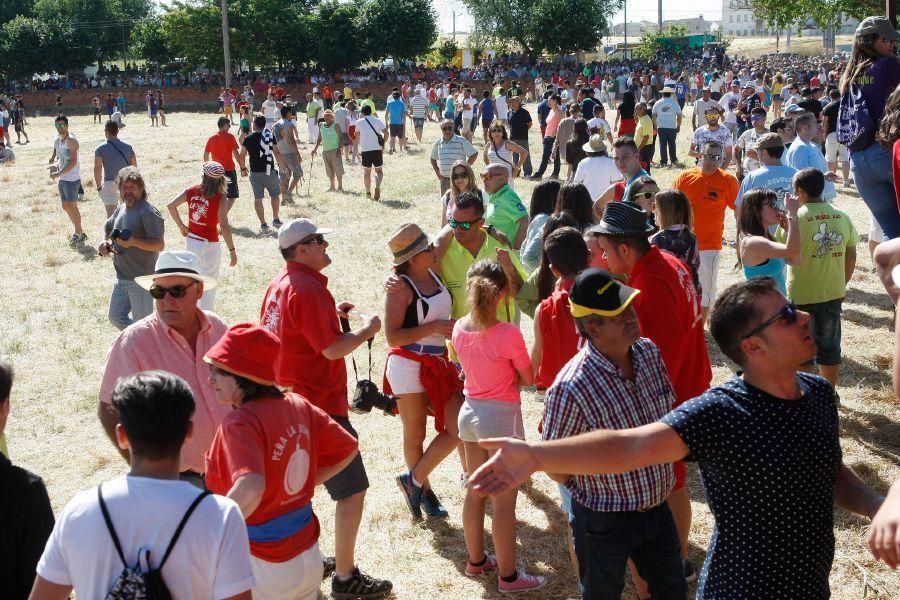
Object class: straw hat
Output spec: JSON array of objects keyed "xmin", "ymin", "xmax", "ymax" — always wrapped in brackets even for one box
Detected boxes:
[
  {"xmin": 582, "ymin": 134, "xmax": 608, "ymax": 155},
  {"xmin": 388, "ymin": 223, "xmax": 431, "ymax": 266},
  {"xmin": 135, "ymin": 251, "xmax": 218, "ymax": 290}
]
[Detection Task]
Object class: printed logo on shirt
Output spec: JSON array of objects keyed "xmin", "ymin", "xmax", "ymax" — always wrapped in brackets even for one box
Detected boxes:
[
  {"xmin": 811, "ymin": 222, "xmax": 844, "ymax": 258},
  {"xmin": 188, "ymin": 191, "xmax": 210, "ymax": 227},
  {"xmin": 262, "ymin": 300, "xmax": 281, "ymax": 333}
]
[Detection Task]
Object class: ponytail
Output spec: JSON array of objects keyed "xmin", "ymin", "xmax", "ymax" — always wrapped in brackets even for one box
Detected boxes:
[{"xmin": 465, "ymin": 259, "xmax": 507, "ymax": 329}]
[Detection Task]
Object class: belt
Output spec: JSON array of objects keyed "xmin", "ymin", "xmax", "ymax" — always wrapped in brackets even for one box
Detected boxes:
[
  {"xmin": 186, "ymin": 233, "xmax": 211, "ymax": 242},
  {"xmin": 247, "ymin": 503, "xmax": 313, "ymax": 543},
  {"xmin": 402, "ymin": 343, "xmax": 446, "ymax": 355}
]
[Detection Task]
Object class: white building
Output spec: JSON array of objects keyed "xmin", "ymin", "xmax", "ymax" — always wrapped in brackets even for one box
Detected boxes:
[{"xmin": 721, "ymin": 0, "xmax": 859, "ymax": 37}]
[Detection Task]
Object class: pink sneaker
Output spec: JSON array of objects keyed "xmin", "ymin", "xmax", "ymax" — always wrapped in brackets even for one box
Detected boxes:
[
  {"xmin": 464, "ymin": 553, "xmax": 497, "ymax": 577},
  {"xmin": 497, "ymin": 569, "xmax": 547, "ymax": 594}
]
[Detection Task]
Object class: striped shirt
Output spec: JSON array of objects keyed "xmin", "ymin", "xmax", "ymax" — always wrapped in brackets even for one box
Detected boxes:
[
  {"xmin": 542, "ymin": 338, "xmax": 675, "ymax": 512},
  {"xmin": 410, "ymin": 94, "xmax": 428, "ymax": 119},
  {"xmin": 430, "ymin": 135, "xmax": 477, "ymax": 177}
]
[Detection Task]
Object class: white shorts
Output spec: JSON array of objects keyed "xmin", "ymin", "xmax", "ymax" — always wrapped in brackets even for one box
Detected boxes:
[
  {"xmin": 698, "ymin": 249, "xmax": 721, "ymax": 308},
  {"xmin": 185, "ymin": 235, "xmax": 222, "ymax": 311},
  {"xmin": 251, "ymin": 541, "xmax": 323, "ymax": 600},
  {"xmin": 870, "ymin": 209, "xmax": 884, "ymax": 244},
  {"xmin": 825, "ymin": 132, "xmax": 849, "ymax": 163},
  {"xmin": 99, "ymin": 182, "xmax": 119, "ymax": 206},
  {"xmin": 385, "ymin": 354, "xmax": 424, "ymax": 394}
]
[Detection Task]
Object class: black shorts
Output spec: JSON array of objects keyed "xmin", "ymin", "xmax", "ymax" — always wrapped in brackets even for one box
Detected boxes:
[
  {"xmin": 389, "ymin": 124, "xmax": 405, "ymax": 138},
  {"xmin": 224, "ymin": 169, "xmax": 239, "ymax": 198},
  {"xmin": 94, "ymin": 107, "xmax": 101, "ymax": 115},
  {"xmin": 323, "ymin": 416, "xmax": 369, "ymax": 500},
  {"xmin": 361, "ymin": 149, "xmax": 383, "ymax": 168}
]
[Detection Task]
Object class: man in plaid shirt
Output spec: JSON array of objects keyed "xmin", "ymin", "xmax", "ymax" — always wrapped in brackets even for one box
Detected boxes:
[{"xmin": 541, "ymin": 267, "xmax": 686, "ymax": 599}]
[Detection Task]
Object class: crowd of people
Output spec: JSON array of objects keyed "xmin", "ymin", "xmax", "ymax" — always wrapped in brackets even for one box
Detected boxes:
[{"xmin": 4, "ymin": 14, "xmax": 900, "ymax": 600}]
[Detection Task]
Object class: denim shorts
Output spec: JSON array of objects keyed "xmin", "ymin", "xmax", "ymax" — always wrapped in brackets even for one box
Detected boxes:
[
  {"xmin": 58, "ymin": 179, "xmax": 81, "ymax": 202},
  {"xmin": 798, "ymin": 298, "xmax": 843, "ymax": 366},
  {"xmin": 457, "ymin": 397, "xmax": 524, "ymax": 442}
]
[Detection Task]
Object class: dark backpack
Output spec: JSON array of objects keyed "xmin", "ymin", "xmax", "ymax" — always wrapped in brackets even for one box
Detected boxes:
[
  {"xmin": 99, "ymin": 484, "xmax": 211, "ymax": 600},
  {"xmin": 836, "ymin": 83, "xmax": 877, "ymax": 151}
]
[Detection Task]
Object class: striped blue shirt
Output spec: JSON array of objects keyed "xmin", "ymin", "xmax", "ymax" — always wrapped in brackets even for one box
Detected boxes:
[{"xmin": 542, "ymin": 337, "xmax": 675, "ymax": 512}]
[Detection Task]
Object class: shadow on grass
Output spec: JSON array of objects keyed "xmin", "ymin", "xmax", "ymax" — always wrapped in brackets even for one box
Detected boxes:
[
  {"xmin": 845, "ymin": 286, "xmax": 893, "ymax": 312},
  {"xmin": 842, "ymin": 306, "xmax": 894, "ymax": 331},
  {"xmin": 379, "ymin": 199, "xmax": 412, "ymax": 210},
  {"xmin": 231, "ymin": 226, "xmax": 264, "ymax": 239},
  {"xmin": 74, "ymin": 243, "xmax": 98, "ymax": 262},
  {"xmin": 839, "ymin": 404, "xmax": 900, "ymax": 467},
  {"xmin": 841, "ymin": 356, "xmax": 892, "ymax": 390}
]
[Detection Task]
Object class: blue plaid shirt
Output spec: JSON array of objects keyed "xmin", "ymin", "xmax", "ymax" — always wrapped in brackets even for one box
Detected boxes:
[{"xmin": 542, "ymin": 338, "xmax": 675, "ymax": 512}]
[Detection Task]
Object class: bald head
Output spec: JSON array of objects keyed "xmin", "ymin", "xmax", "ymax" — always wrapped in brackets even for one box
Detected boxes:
[{"xmin": 482, "ymin": 164, "xmax": 510, "ymax": 193}]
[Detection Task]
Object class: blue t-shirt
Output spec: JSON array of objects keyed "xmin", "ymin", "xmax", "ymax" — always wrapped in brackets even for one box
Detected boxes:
[
  {"xmin": 480, "ymin": 98, "xmax": 494, "ymax": 123},
  {"xmin": 661, "ymin": 373, "xmax": 840, "ymax": 599},
  {"xmin": 675, "ymin": 83, "xmax": 687, "ymax": 99},
  {"xmin": 651, "ymin": 97, "xmax": 681, "ymax": 129},
  {"xmin": 116, "ymin": 96, "xmax": 126, "ymax": 110},
  {"xmin": 622, "ymin": 168, "xmax": 649, "ymax": 201},
  {"xmin": 386, "ymin": 98, "xmax": 406, "ymax": 125},
  {"xmin": 736, "ymin": 164, "xmax": 797, "ymax": 208},
  {"xmin": 784, "ymin": 139, "xmax": 836, "ymax": 201},
  {"xmin": 537, "ymin": 100, "xmax": 550, "ymax": 127}
]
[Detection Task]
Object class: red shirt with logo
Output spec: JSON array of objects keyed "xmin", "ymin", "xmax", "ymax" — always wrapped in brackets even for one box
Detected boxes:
[
  {"xmin": 205, "ymin": 393, "xmax": 358, "ymax": 562},
  {"xmin": 204, "ymin": 131, "xmax": 239, "ymax": 171},
  {"xmin": 185, "ymin": 184, "xmax": 221, "ymax": 242},
  {"xmin": 536, "ymin": 279, "xmax": 583, "ymax": 390},
  {"xmin": 629, "ymin": 247, "xmax": 711, "ymax": 405},
  {"xmin": 260, "ymin": 262, "xmax": 349, "ymax": 416}
]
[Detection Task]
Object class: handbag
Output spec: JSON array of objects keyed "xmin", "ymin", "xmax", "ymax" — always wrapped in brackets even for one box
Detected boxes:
[{"xmin": 365, "ymin": 117, "xmax": 385, "ymax": 147}]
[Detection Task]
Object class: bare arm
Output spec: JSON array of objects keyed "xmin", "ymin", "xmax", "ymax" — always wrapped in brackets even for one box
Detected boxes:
[
  {"xmin": 321, "ymin": 317, "xmax": 381, "ymax": 361},
  {"xmin": 530, "ymin": 310, "xmax": 544, "ymax": 376},
  {"xmin": 833, "ymin": 463, "xmax": 884, "ymax": 519},
  {"xmin": 845, "ymin": 246, "xmax": 857, "ymax": 284},
  {"xmin": 869, "ymin": 480, "xmax": 900, "ymax": 568},
  {"xmin": 27, "ymin": 577, "xmax": 72, "ymax": 600},
  {"xmin": 512, "ymin": 216, "xmax": 528, "ymax": 250},
  {"xmin": 317, "ymin": 451, "xmax": 359, "ymax": 485},
  {"xmin": 93, "ymin": 155, "xmax": 103, "ymax": 190},
  {"xmin": 166, "ymin": 190, "xmax": 189, "ymax": 237},
  {"xmin": 218, "ymin": 199, "xmax": 237, "ymax": 266},
  {"xmin": 227, "ymin": 473, "xmax": 265, "ymax": 518}
]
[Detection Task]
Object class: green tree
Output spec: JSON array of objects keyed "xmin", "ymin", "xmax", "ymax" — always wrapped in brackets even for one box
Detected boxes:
[
  {"xmin": 463, "ymin": 0, "xmax": 621, "ymax": 57},
  {"xmin": 161, "ymin": 1, "xmax": 224, "ymax": 69},
  {"xmin": 359, "ymin": 0, "xmax": 437, "ymax": 62},
  {"xmin": 436, "ymin": 37, "xmax": 459, "ymax": 65},
  {"xmin": 313, "ymin": 1, "xmax": 371, "ymax": 71},
  {"xmin": 0, "ymin": 0, "xmax": 34, "ymax": 26},
  {"xmin": 130, "ymin": 16, "xmax": 172, "ymax": 68},
  {"xmin": 0, "ymin": 16, "xmax": 89, "ymax": 80},
  {"xmin": 242, "ymin": 0, "xmax": 316, "ymax": 69},
  {"xmin": 633, "ymin": 24, "xmax": 689, "ymax": 60}
]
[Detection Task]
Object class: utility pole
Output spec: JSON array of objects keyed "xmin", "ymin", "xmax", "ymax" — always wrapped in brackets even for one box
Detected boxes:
[
  {"xmin": 221, "ymin": 0, "xmax": 232, "ymax": 88},
  {"xmin": 452, "ymin": 10, "xmax": 456, "ymax": 39},
  {"xmin": 624, "ymin": 1, "xmax": 628, "ymax": 53},
  {"xmin": 890, "ymin": 0, "xmax": 897, "ymax": 28},
  {"xmin": 658, "ymin": 0, "xmax": 663, "ymax": 33}
]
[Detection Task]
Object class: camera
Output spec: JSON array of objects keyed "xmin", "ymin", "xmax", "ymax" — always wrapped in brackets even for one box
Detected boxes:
[
  {"xmin": 350, "ymin": 379, "xmax": 398, "ymax": 416},
  {"xmin": 100, "ymin": 228, "xmax": 132, "ymax": 255}
]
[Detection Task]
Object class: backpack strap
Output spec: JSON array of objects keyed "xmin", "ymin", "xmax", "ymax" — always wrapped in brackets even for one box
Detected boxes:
[
  {"xmin": 98, "ymin": 484, "xmax": 129, "ymax": 569},
  {"xmin": 158, "ymin": 491, "xmax": 212, "ymax": 569}
]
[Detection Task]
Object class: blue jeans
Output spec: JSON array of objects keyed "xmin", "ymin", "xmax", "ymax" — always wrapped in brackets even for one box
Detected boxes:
[
  {"xmin": 851, "ymin": 143, "xmax": 900, "ymax": 240},
  {"xmin": 511, "ymin": 138, "xmax": 533, "ymax": 176},
  {"xmin": 108, "ymin": 279, "xmax": 154, "ymax": 330},
  {"xmin": 572, "ymin": 500, "xmax": 686, "ymax": 600},
  {"xmin": 534, "ymin": 135, "xmax": 560, "ymax": 178}
]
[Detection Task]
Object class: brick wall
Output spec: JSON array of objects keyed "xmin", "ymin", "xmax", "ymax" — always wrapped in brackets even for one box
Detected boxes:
[{"xmin": 18, "ymin": 82, "xmax": 412, "ymax": 116}]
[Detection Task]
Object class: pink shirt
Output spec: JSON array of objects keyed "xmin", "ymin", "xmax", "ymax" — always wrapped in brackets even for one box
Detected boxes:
[
  {"xmin": 100, "ymin": 310, "xmax": 231, "ymax": 473},
  {"xmin": 451, "ymin": 321, "xmax": 530, "ymax": 403},
  {"xmin": 546, "ymin": 108, "xmax": 564, "ymax": 137}
]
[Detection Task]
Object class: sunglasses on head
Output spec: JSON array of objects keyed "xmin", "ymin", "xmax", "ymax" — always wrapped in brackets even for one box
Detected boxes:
[
  {"xmin": 149, "ymin": 280, "xmax": 199, "ymax": 300},
  {"xmin": 448, "ymin": 217, "xmax": 481, "ymax": 230},
  {"xmin": 300, "ymin": 234, "xmax": 326, "ymax": 245},
  {"xmin": 452, "ymin": 171, "xmax": 469, "ymax": 179},
  {"xmin": 742, "ymin": 301, "xmax": 799, "ymax": 339}
]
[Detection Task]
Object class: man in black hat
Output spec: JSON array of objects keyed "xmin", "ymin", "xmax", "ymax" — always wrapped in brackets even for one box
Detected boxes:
[{"xmin": 538, "ymin": 267, "xmax": 687, "ymax": 599}]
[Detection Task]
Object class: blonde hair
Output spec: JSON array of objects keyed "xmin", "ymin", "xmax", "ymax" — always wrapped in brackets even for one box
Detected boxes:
[
  {"xmin": 465, "ymin": 259, "xmax": 507, "ymax": 329},
  {"xmin": 201, "ymin": 173, "xmax": 228, "ymax": 199},
  {"xmin": 449, "ymin": 160, "xmax": 480, "ymax": 201}
]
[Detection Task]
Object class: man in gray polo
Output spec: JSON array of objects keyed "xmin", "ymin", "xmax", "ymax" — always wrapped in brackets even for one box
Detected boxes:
[
  {"xmin": 97, "ymin": 166, "xmax": 165, "ymax": 330},
  {"xmin": 93, "ymin": 120, "xmax": 137, "ymax": 217},
  {"xmin": 272, "ymin": 105, "xmax": 303, "ymax": 205},
  {"xmin": 430, "ymin": 118, "xmax": 478, "ymax": 195}
]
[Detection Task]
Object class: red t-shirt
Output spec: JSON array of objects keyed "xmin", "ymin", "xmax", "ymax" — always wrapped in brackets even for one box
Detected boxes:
[
  {"xmin": 613, "ymin": 181, "xmax": 626, "ymax": 202},
  {"xmin": 275, "ymin": 86, "xmax": 285, "ymax": 100},
  {"xmin": 260, "ymin": 262, "xmax": 349, "ymax": 416},
  {"xmin": 205, "ymin": 393, "xmax": 357, "ymax": 562},
  {"xmin": 185, "ymin": 184, "xmax": 221, "ymax": 242},
  {"xmin": 323, "ymin": 86, "xmax": 333, "ymax": 100},
  {"xmin": 629, "ymin": 247, "xmax": 712, "ymax": 405},
  {"xmin": 204, "ymin": 131, "xmax": 239, "ymax": 171},
  {"xmin": 536, "ymin": 280, "xmax": 584, "ymax": 390}
]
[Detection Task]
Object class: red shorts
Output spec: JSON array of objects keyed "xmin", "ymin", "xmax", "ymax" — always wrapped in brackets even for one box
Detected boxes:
[
  {"xmin": 348, "ymin": 125, "xmax": 356, "ymax": 140},
  {"xmin": 673, "ymin": 459, "xmax": 686, "ymax": 490}
]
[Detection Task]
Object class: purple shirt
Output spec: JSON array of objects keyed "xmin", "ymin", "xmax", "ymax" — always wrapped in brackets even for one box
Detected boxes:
[{"xmin": 858, "ymin": 57, "xmax": 900, "ymax": 149}]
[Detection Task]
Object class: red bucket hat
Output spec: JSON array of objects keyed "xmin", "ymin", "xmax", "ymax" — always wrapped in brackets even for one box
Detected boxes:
[{"xmin": 204, "ymin": 323, "xmax": 280, "ymax": 386}]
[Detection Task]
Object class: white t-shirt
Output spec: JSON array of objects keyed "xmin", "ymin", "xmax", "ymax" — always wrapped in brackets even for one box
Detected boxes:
[
  {"xmin": 262, "ymin": 99, "xmax": 280, "ymax": 121},
  {"xmin": 736, "ymin": 127, "xmax": 765, "ymax": 171},
  {"xmin": 356, "ymin": 116, "xmax": 386, "ymax": 152},
  {"xmin": 461, "ymin": 96, "xmax": 478, "ymax": 118},
  {"xmin": 573, "ymin": 155, "xmax": 622, "ymax": 201},
  {"xmin": 587, "ymin": 117, "xmax": 612, "ymax": 135},
  {"xmin": 495, "ymin": 95, "xmax": 508, "ymax": 119},
  {"xmin": 719, "ymin": 92, "xmax": 741, "ymax": 124},
  {"xmin": 37, "ymin": 476, "xmax": 254, "ymax": 599}
]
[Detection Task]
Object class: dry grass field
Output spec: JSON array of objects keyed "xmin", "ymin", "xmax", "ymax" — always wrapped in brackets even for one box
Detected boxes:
[{"xmin": 1, "ymin": 103, "xmax": 898, "ymax": 599}]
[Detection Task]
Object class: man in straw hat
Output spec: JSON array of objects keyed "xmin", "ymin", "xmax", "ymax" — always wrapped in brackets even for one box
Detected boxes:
[
  {"xmin": 574, "ymin": 134, "xmax": 620, "ymax": 205},
  {"xmin": 469, "ymin": 276, "xmax": 887, "ymax": 599},
  {"xmin": 259, "ymin": 218, "xmax": 392, "ymax": 599},
  {"xmin": 588, "ymin": 201, "xmax": 712, "ymax": 580},
  {"xmin": 652, "ymin": 86, "xmax": 683, "ymax": 168},
  {"xmin": 536, "ymin": 267, "xmax": 688, "ymax": 598},
  {"xmin": 98, "ymin": 250, "xmax": 229, "ymax": 490},
  {"xmin": 98, "ymin": 165, "xmax": 165, "ymax": 330}
]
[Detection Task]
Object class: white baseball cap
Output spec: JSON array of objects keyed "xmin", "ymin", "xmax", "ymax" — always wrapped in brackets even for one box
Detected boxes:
[{"xmin": 278, "ymin": 218, "xmax": 334, "ymax": 249}]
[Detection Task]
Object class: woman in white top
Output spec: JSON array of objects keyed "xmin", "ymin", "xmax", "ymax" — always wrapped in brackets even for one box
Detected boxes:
[
  {"xmin": 482, "ymin": 121, "xmax": 527, "ymax": 188},
  {"xmin": 384, "ymin": 223, "xmax": 462, "ymax": 520}
]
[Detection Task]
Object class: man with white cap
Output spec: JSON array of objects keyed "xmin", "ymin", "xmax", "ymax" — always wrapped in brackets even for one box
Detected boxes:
[
  {"xmin": 98, "ymin": 166, "xmax": 165, "ymax": 330},
  {"xmin": 98, "ymin": 250, "xmax": 229, "ymax": 490},
  {"xmin": 260, "ymin": 218, "xmax": 392, "ymax": 599}
]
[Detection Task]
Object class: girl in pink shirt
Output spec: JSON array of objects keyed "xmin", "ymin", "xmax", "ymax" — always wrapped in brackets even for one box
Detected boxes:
[{"xmin": 451, "ymin": 259, "xmax": 544, "ymax": 593}]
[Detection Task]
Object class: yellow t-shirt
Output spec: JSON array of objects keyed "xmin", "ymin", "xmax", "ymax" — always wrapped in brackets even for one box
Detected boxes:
[
  {"xmin": 635, "ymin": 114, "xmax": 654, "ymax": 149},
  {"xmin": 439, "ymin": 230, "xmax": 527, "ymax": 320}
]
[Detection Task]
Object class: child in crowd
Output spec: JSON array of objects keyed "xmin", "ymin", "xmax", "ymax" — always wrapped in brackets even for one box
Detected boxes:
[
  {"xmin": 451, "ymin": 259, "xmax": 545, "ymax": 594},
  {"xmin": 651, "ymin": 189, "xmax": 701, "ymax": 292}
]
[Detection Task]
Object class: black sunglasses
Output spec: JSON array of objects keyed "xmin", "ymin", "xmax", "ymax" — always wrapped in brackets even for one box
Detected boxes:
[
  {"xmin": 300, "ymin": 234, "xmax": 326, "ymax": 245},
  {"xmin": 448, "ymin": 217, "xmax": 481, "ymax": 230},
  {"xmin": 633, "ymin": 191, "xmax": 655, "ymax": 200},
  {"xmin": 149, "ymin": 280, "xmax": 199, "ymax": 300},
  {"xmin": 742, "ymin": 301, "xmax": 799, "ymax": 340},
  {"xmin": 451, "ymin": 171, "xmax": 469, "ymax": 179},
  {"xmin": 441, "ymin": 126, "xmax": 453, "ymax": 131}
]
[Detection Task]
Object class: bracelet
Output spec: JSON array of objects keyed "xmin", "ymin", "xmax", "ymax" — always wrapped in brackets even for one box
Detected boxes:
[{"xmin": 228, "ymin": 247, "xmax": 236, "ymax": 251}]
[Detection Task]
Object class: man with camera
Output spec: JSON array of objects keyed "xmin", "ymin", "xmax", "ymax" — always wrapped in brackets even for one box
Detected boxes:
[
  {"xmin": 98, "ymin": 166, "xmax": 165, "ymax": 330},
  {"xmin": 260, "ymin": 218, "xmax": 393, "ymax": 600}
]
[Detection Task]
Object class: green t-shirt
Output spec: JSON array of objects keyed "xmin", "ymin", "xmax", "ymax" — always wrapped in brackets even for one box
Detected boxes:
[
  {"xmin": 440, "ymin": 229, "xmax": 528, "ymax": 320},
  {"xmin": 306, "ymin": 100, "xmax": 320, "ymax": 119},
  {"xmin": 485, "ymin": 185, "xmax": 528, "ymax": 244},
  {"xmin": 785, "ymin": 202, "xmax": 858, "ymax": 305},
  {"xmin": 362, "ymin": 98, "xmax": 377, "ymax": 114}
]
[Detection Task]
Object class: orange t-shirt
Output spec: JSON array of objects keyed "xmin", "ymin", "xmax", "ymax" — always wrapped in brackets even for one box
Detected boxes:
[{"xmin": 673, "ymin": 168, "xmax": 738, "ymax": 251}]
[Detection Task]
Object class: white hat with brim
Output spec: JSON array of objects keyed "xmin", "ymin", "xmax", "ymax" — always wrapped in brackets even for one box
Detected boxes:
[
  {"xmin": 278, "ymin": 218, "xmax": 335, "ymax": 249},
  {"xmin": 661, "ymin": 87, "xmax": 675, "ymax": 94},
  {"xmin": 582, "ymin": 134, "xmax": 608, "ymax": 154},
  {"xmin": 135, "ymin": 250, "xmax": 218, "ymax": 290}
]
